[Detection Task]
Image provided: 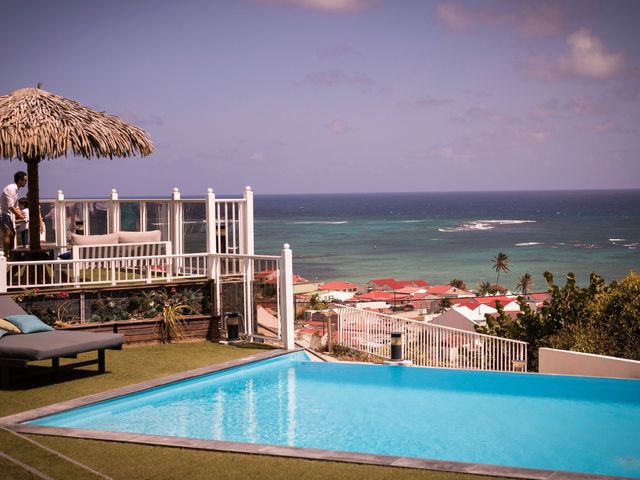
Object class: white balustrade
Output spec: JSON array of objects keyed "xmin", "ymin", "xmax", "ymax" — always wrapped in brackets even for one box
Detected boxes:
[
  {"xmin": 336, "ymin": 306, "xmax": 528, "ymax": 372},
  {"xmin": 38, "ymin": 188, "xmax": 250, "ymax": 261},
  {"xmin": 4, "ymin": 188, "xmax": 296, "ymax": 349},
  {"xmin": 0, "ymin": 250, "xmax": 293, "ymax": 348}
]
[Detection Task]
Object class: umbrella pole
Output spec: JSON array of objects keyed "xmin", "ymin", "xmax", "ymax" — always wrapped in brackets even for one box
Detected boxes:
[{"xmin": 26, "ymin": 157, "xmax": 42, "ymax": 252}]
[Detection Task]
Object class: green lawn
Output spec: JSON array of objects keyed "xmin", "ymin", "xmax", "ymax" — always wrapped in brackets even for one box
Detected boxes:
[{"xmin": 0, "ymin": 342, "xmax": 507, "ymax": 480}]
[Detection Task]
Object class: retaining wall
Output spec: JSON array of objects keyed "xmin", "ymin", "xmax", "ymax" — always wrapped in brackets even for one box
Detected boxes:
[{"xmin": 539, "ymin": 347, "xmax": 640, "ymax": 379}]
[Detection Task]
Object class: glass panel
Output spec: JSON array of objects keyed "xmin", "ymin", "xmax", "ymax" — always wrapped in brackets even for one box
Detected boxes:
[
  {"xmin": 87, "ymin": 201, "xmax": 109, "ymax": 235},
  {"xmin": 183, "ymin": 202, "xmax": 206, "ymax": 253},
  {"xmin": 120, "ymin": 202, "xmax": 140, "ymax": 231},
  {"xmin": 40, "ymin": 201, "xmax": 55, "ymax": 243},
  {"xmin": 64, "ymin": 202, "xmax": 82, "ymax": 238},
  {"xmin": 145, "ymin": 202, "xmax": 169, "ymax": 241}
]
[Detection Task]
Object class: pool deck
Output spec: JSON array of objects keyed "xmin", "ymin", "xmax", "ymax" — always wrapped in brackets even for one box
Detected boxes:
[{"xmin": 0, "ymin": 349, "xmax": 630, "ymax": 480}]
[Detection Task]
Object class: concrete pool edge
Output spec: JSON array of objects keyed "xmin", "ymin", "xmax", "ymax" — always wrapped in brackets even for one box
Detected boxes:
[
  {"xmin": 0, "ymin": 350, "xmax": 631, "ymax": 480},
  {"xmin": 0, "ymin": 348, "xmax": 297, "ymax": 425}
]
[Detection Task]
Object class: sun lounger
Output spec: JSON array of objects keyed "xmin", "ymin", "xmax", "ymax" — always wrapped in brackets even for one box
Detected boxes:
[{"xmin": 0, "ymin": 295, "xmax": 124, "ymax": 388}]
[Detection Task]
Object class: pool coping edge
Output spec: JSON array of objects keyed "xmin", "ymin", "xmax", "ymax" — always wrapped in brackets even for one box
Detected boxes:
[{"xmin": 0, "ymin": 348, "xmax": 632, "ymax": 480}]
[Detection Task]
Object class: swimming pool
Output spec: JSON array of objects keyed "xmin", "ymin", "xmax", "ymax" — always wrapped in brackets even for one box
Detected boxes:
[{"xmin": 22, "ymin": 351, "xmax": 640, "ymax": 478}]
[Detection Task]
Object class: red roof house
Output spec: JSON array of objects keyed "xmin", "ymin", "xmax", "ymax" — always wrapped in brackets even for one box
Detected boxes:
[
  {"xmin": 320, "ymin": 281, "xmax": 359, "ymax": 292},
  {"xmin": 367, "ymin": 278, "xmax": 404, "ymax": 291}
]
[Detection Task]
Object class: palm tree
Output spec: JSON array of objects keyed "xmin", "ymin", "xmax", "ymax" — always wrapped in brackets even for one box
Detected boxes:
[
  {"xmin": 492, "ymin": 252, "xmax": 510, "ymax": 285},
  {"xmin": 516, "ymin": 273, "xmax": 535, "ymax": 295},
  {"xmin": 449, "ymin": 278, "xmax": 467, "ymax": 290},
  {"xmin": 477, "ymin": 281, "xmax": 491, "ymax": 296},
  {"xmin": 437, "ymin": 297, "xmax": 452, "ymax": 313}
]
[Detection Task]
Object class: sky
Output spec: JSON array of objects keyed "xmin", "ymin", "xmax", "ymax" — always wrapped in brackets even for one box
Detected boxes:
[{"xmin": 1, "ymin": 0, "xmax": 639, "ymax": 197}]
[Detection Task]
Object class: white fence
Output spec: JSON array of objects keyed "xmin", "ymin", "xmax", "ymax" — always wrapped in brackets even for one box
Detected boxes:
[
  {"xmin": 0, "ymin": 247, "xmax": 296, "ymax": 349},
  {"xmin": 38, "ymin": 187, "xmax": 253, "ymax": 258},
  {"xmin": 337, "ymin": 306, "xmax": 528, "ymax": 372}
]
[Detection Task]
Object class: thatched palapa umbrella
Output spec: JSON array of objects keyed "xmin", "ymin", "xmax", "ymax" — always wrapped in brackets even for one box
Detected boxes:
[{"xmin": 0, "ymin": 86, "xmax": 154, "ymax": 254}]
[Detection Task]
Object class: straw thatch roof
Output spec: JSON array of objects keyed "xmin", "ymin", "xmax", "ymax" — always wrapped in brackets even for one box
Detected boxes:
[{"xmin": 0, "ymin": 87, "xmax": 154, "ymax": 160}]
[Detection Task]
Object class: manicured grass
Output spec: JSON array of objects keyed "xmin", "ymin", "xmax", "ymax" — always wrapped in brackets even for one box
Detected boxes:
[{"xmin": 0, "ymin": 342, "xmax": 507, "ymax": 480}]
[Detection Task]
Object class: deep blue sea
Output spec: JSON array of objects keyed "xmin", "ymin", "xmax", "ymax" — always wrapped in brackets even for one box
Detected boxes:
[{"xmin": 253, "ymin": 190, "xmax": 640, "ymax": 290}]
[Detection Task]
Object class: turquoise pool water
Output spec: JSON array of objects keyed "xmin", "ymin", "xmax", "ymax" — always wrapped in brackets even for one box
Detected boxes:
[{"xmin": 29, "ymin": 352, "xmax": 640, "ymax": 478}]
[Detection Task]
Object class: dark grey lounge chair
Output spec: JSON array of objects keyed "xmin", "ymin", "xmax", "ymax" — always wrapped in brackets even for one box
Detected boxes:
[{"xmin": 0, "ymin": 295, "xmax": 124, "ymax": 388}]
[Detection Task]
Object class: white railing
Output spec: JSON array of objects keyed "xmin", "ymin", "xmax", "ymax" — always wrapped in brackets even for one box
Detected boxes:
[
  {"xmin": 38, "ymin": 186, "xmax": 254, "ymax": 259},
  {"xmin": 2, "ymin": 252, "xmax": 275, "ymax": 289},
  {"xmin": 336, "ymin": 306, "xmax": 528, "ymax": 372},
  {"xmin": 0, "ymin": 246, "xmax": 296, "ymax": 350}
]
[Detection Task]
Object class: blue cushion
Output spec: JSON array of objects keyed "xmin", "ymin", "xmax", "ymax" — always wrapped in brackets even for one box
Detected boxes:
[
  {"xmin": 4, "ymin": 314, "xmax": 54, "ymax": 334},
  {"xmin": 0, "ymin": 328, "xmax": 8, "ymax": 339}
]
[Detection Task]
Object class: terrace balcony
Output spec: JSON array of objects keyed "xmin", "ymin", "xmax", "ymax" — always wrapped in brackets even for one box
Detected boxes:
[
  {"xmin": 0, "ymin": 186, "xmax": 528, "ymax": 372},
  {"xmin": 0, "ymin": 186, "xmax": 295, "ymax": 349}
]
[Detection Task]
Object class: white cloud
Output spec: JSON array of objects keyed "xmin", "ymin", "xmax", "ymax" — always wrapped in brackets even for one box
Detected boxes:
[
  {"xmin": 463, "ymin": 102, "xmax": 513, "ymax": 125},
  {"xmin": 326, "ymin": 119, "xmax": 353, "ymax": 135},
  {"xmin": 260, "ymin": 0, "xmax": 372, "ymax": 13},
  {"xmin": 565, "ymin": 95, "xmax": 613, "ymax": 116},
  {"xmin": 317, "ymin": 44, "xmax": 361, "ymax": 60},
  {"xmin": 589, "ymin": 122, "xmax": 637, "ymax": 135},
  {"xmin": 298, "ymin": 69, "xmax": 374, "ymax": 87},
  {"xmin": 528, "ymin": 99, "xmax": 560, "ymax": 119},
  {"xmin": 436, "ymin": 1, "xmax": 568, "ymax": 38},
  {"xmin": 436, "ymin": 146, "xmax": 470, "ymax": 162},
  {"xmin": 529, "ymin": 130, "xmax": 551, "ymax": 142},
  {"xmin": 557, "ymin": 28, "xmax": 626, "ymax": 79},
  {"xmin": 250, "ymin": 151, "xmax": 265, "ymax": 162},
  {"xmin": 436, "ymin": 2, "xmax": 472, "ymax": 31},
  {"xmin": 399, "ymin": 95, "xmax": 452, "ymax": 109},
  {"xmin": 516, "ymin": 3, "xmax": 567, "ymax": 38},
  {"xmin": 522, "ymin": 28, "xmax": 627, "ymax": 80}
]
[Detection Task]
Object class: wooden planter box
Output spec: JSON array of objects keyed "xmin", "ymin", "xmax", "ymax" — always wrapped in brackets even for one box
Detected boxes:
[{"xmin": 61, "ymin": 315, "xmax": 221, "ymax": 346}]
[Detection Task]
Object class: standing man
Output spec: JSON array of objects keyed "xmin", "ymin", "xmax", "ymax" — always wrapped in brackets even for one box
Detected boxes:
[{"xmin": 0, "ymin": 171, "xmax": 27, "ymax": 255}]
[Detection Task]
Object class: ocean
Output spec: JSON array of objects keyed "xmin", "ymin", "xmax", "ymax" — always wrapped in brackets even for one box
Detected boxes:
[{"xmin": 252, "ymin": 190, "xmax": 640, "ymax": 290}]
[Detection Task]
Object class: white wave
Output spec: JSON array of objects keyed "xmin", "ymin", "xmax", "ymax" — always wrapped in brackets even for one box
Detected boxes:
[
  {"xmin": 438, "ymin": 219, "xmax": 535, "ymax": 233},
  {"xmin": 515, "ymin": 242, "xmax": 542, "ymax": 246},
  {"xmin": 623, "ymin": 243, "xmax": 638, "ymax": 248},
  {"xmin": 289, "ymin": 221, "xmax": 348, "ymax": 225},
  {"xmin": 566, "ymin": 242, "xmax": 600, "ymax": 249},
  {"xmin": 438, "ymin": 222, "xmax": 493, "ymax": 233},
  {"xmin": 399, "ymin": 220, "xmax": 425, "ymax": 223},
  {"xmin": 477, "ymin": 219, "xmax": 536, "ymax": 225},
  {"xmin": 609, "ymin": 238, "xmax": 626, "ymax": 242}
]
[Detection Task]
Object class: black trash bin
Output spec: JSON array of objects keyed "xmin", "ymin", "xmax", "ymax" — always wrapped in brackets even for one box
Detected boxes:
[{"xmin": 224, "ymin": 312, "xmax": 242, "ymax": 341}]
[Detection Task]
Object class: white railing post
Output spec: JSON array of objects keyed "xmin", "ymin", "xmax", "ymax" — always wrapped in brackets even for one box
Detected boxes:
[
  {"xmin": 214, "ymin": 256, "xmax": 222, "ymax": 316},
  {"xmin": 171, "ymin": 188, "xmax": 183, "ymax": 254},
  {"xmin": 55, "ymin": 190, "xmax": 67, "ymax": 248},
  {"xmin": 109, "ymin": 188, "xmax": 119, "ymax": 233},
  {"xmin": 243, "ymin": 186, "xmax": 254, "ymax": 256},
  {"xmin": 243, "ymin": 257, "xmax": 254, "ymax": 338},
  {"xmin": 205, "ymin": 189, "xmax": 219, "ymax": 314},
  {"xmin": 140, "ymin": 201, "xmax": 147, "ymax": 232},
  {"xmin": 0, "ymin": 254, "xmax": 7, "ymax": 293},
  {"xmin": 171, "ymin": 188, "xmax": 183, "ymax": 275},
  {"xmin": 279, "ymin": 244, "xmax": 295, "ymax": 350},
  {"xmin": 205, "ymin": 188, "xmax": 217, "ymax": 255}
]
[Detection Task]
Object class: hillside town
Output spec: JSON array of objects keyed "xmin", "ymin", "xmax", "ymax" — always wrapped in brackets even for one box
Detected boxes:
[{"xmin": 292, "ymin": 275, "xmax": 551, "ymax": 348}]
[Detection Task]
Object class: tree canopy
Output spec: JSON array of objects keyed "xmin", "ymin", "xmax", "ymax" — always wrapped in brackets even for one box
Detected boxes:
[
  {"xmin": 476, "ymin": 270, "xmax": 640, "ymax": 370},
  {"xmin": 449, "ymin": 278, "xmax": 467, "ymax": 290}
]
